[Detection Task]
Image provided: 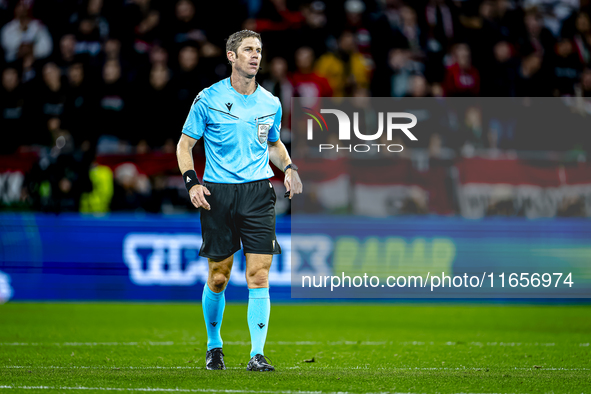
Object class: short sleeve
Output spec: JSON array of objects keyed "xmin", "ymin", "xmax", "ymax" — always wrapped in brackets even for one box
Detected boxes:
[
  {"xmin": 268, "ymin": 99, "xmax": 282, "ymax": 143},
  {"xmin": 181, "ymin": 92, "xmax": 207, "ymax": 140}
]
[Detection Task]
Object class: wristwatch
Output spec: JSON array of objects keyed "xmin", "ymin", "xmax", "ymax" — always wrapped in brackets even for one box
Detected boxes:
[{"xmin": 284, "ymin": 163, "xmax": 298, "ymax": 173}]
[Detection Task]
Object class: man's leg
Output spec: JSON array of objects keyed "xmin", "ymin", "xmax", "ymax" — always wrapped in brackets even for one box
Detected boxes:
[
  {"xmin": 203, "ymin": 255, "xmax": 233, "ymax": 370},
  {"xmin": 236, "ymin": 180, "xmax": 279, "ymax": 370},
  {"xmin": 244, "ymin": 253, "xmax": 274, "ymax": 371}
]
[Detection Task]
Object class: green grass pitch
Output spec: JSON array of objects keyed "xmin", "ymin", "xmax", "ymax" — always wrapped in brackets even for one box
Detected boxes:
[{"xmin": 1, "ymin": 303, "xmax": 590, "ymax": 393}]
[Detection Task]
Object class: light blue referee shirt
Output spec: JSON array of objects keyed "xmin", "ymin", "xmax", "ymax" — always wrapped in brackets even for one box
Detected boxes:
[{"xmin": 182, "ymin": 77, "xmax": 282, "ymax": 184}]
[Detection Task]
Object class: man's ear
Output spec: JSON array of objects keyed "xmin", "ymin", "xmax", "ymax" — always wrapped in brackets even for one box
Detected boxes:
[{"xmin": 227, "ymin": 51, "xmax": 235, "ymax": 64}]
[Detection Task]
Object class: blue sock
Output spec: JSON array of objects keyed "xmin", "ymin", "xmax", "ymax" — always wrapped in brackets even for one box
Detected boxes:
[
  {"xmin": 247, "ymin": 287, "xmax": 270, "ymax": 358},
  {"xmin": 202, "ymin": 284, "xmax": 225, "ymax": 350}
]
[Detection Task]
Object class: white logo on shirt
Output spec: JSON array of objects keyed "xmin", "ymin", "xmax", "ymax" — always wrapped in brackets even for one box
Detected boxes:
[{"xmin": 257, "ymin": 124, "xmax": 270, "ymax": 144}]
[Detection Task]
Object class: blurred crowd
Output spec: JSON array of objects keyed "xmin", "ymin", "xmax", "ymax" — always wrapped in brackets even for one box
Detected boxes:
[{"xmin": 1, "ymin": 0, "xmax": 591, "ymax": 214}]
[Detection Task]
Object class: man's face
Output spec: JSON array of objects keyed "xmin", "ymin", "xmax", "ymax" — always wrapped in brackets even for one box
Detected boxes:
[
  {"xmin": 103, "ymin": 60, "xmax": 121, "ymax": 83},
  {"xmin": 60, "ymin": 34, "xmax": 76, "ymax": 56},
  {"xmin": 455, "ymin": 45, "xmax": 471, "ymax": 69},
  {"xmin": 176, "ymin": 0, "xmax": 195, "ymax": 22},
  {"xmin": 295, "ymin": 47, "xmax": 314, "ymax": 71},
  {"xmin": 230, "ymin": 37, "xmax": 262, "ymax": 77},
  {"xmin": 2, "ymin": 69, "xmax": 18, "ymax": 91},
  {"xmin": 68, "ymin": 63, "xmax": 84, "ymax": 86},
  {"xmin": 270, "ymin": 57, "xmax": 287, "ymax": 79},
  {"xmin": 42, "ymin": 63, "xmax": 60, "ymax": 86},
  {"xmin": 179, "ymin": 47, "xmax": 198, "ymax": 71}
]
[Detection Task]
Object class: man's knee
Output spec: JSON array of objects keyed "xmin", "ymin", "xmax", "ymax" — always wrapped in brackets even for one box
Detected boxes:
[
  {"xmin": 210, "ymin": 271, "xmax": 230, "ymax": 289},
  {"xmin": 208, "ymin": 258, "xmax": 233, "ymax": 291},
  {"xmin": 246, "ymin": 267, "xmax": 270, "ymax": 288}
]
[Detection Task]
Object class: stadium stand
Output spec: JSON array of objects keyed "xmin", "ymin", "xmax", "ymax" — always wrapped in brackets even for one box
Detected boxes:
[{"xmin": 1, "ymin": 0, "xmax": 590, "ymax": 216}]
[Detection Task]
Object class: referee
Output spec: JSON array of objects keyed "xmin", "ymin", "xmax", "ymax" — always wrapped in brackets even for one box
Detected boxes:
[{"xmin": 176, "ymin": 30, "xmax": 302, "ymax": 372}]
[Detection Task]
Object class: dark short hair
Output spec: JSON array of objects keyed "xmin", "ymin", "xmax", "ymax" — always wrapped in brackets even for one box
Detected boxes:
[{"xmin": 226, "ymin": 30, "xmax": 262, "ymax": 55}]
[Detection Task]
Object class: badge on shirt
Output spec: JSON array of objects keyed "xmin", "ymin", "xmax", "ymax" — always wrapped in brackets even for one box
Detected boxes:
[{"xmin": 257, "ymin": 123, "xmax": 271, "ymax": 144}]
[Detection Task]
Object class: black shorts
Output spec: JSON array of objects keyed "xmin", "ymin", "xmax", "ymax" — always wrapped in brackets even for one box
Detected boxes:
[{"xmin": 199, "ymin": 179, "xmax": 281, "ymax": 260}]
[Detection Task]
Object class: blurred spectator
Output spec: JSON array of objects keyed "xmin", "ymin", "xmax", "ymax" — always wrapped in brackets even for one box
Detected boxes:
[
  {"xmin": 39, "ymin": 121, "xmax": 93, "ymax": 213},
  {"xmin": 388, "ymin": 48, "xmax": 424, "ymax": 97},
  {"xmin": 170, "ymin": 44, "xmax": 211, "ymax": 125},
  {"xmin": 551, "ymin": 37, "xmax": 583, "ymax": 96},
  {"xmin": 458, "ymin": 0, "xmax": 504, "ymax": 70},
  {"xmin": 136, "ymin": 65, "xmax": 175, "ymax": 149},
  {"xmin": 262, "ymin": 56, "xmax": 293, "ymax": 129},
  {"xmin": 103, "ymin": 38, "xmax": 122, "ymax": 62},
  {"xmin": 110, "ymin": 163, "xmax": 150, "ymax": 212},
  {"xmin": 424, "ymin": 0, "xmax": 456, "ymax": 51},
  {"xmin": 442, "ymin": 43, "xmax": 480, "ymax": 96},
  {"xmin": 515, "ymin": 46, "xmax": 548, "ymax": 96},
  {"xmin": 570, "ymin": 12, "xmax": 591, "ymax": 65},
  {"xmin": 399, "ymin": 5, "xmax": 425, "ymax": 57},
  {"xmin": 1, "ymin": 0, "xmax": 53, "ymax": 63},
  {"xmin": 343, "ymin": 0, "xmax": 371, "ymax": 59},
  {"xmin": 149, "ymin": 44, "xmax": 168, "ymax": 68},
  {"xmin": 18, "ymin": 42, "xmax": 36, "ymax": 83},
  {"xmin": 296, "ymin": 1, "xmax": 331, "ymax": 57},
  {"xmin": 69, "ymin": 0, "xmax": 110, "ymax": 41},
  {"xmin": 290, "ymin": 46, "xmax": 332, "ymax": 107},
  {"xmin": 519, "ymin": 7, "xmax": 555, "ymax": 61},
  {"xmin": 315, "ymin": 30, "xmax": 370, "ymax": 97},
  {"xmin": 99, "ymin": 38, "xmax": 135, "ymax": 82},
  {"xmin": 480, "ymin": 40, "xmax": 518, "ymax": 96},
  {"xmin": 246, "ymin": 0, "xmax": 304, "ymax": 33},
  {"xmin": 74, "ymin": 16, "xmax": 102, "ymax": 60},
  {"xmin": 0, "ymin": 67, "xmax": 24, "ymax": 153},
  {"xmin": 95, "ymin": 59, "xmax": 130, "ymax": 147},
  {"xmin": 168, "ymin": 0, "xmax": 206, "ymax": 47},
  {"xmin": 495, "ymin": 0, "xmax": 524, "ymax": 42},
  {"xmin": 525, "ymin": 0, "xmax": 578, "ymax": 37},
  {"xmin": 55, "ymin": 34, "xmax": 77, "ymax": 72},
  {"xmin": 63, "ymin": 62, "xmax": 91, "ymax": 143},
  {"xmin": 369, "ymin": 0, "xmax": 409, "ymax": 92},
  {"xmin": 458, "ymin": 106, "xmax": 487, "ymax": 151},
  {"xmin": 80, "ymin": 162, "xmax": 113, "ymax": 214},
  {"xmin": 406, "ymin": 74, "xmax": 430, "ymax": 97},
  {"xmin": 123, "ymin": 0, "xmax": 160, "ymax": 56},
  {"xmin": 27, "ymin": 62, "xmax": 67, "ymax": 145}
]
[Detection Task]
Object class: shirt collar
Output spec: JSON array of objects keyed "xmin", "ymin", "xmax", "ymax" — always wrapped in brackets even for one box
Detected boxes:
[{"xmin": 226, "ymin": 77, "xmax": 259, "ymax": 97}]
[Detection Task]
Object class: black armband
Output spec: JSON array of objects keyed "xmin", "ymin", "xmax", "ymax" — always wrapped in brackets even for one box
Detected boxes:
[{"xmin": 183, "ymin": 170, "xmax": 201, "ymax": 193}]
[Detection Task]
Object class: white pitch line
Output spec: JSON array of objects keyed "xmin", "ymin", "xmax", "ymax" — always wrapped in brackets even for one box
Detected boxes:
[
  {"xmin": 0, "ymin": 386, "xmax": 529, "ymax": 394},
  {"xmin": 1, "ymin": 366, "xmax": 301, "ymax": 371},
  {"xmin": 1, "ymin": 366, "xmax": 589, "ymax": 372},
  {"xmin": 0, "ymin": 386, "xmax": 377, "ymax": 394},
  {"xmin": 0, "ymin": 341, "xmax": 583, "ymax": 347}
]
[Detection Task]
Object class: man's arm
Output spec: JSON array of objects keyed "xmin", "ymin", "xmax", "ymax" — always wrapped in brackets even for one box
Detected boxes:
[
  {"xmin": 268, "ymin": 139, "xmax": 303, "ymax": 199},
  {"xmin": 177, "ymin": 133, "xmax": 211, "ymax": 210}
]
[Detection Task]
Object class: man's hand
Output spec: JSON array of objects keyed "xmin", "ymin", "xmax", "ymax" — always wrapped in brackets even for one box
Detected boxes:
[
  {"xmin": 284, "ymin": 169, "xmax": 303, "ymax": 199},
  {"xmin": 189, "ymin": 185, "xmax": 211, "ymax": 210}
]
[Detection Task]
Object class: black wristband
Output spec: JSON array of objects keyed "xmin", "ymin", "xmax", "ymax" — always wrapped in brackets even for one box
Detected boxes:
[
  {"xmin": 284, "ymin": 163, "xmax": 298, "ymax": 172},
  {"xmin": 183, "ymin": 170, "xmax": 201, "ymax": 193}
]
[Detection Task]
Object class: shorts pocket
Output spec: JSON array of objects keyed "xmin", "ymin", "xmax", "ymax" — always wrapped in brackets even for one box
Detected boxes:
[{"xmin": 269, "ymin": 182, "xmax": 277, "ymax": 204}]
